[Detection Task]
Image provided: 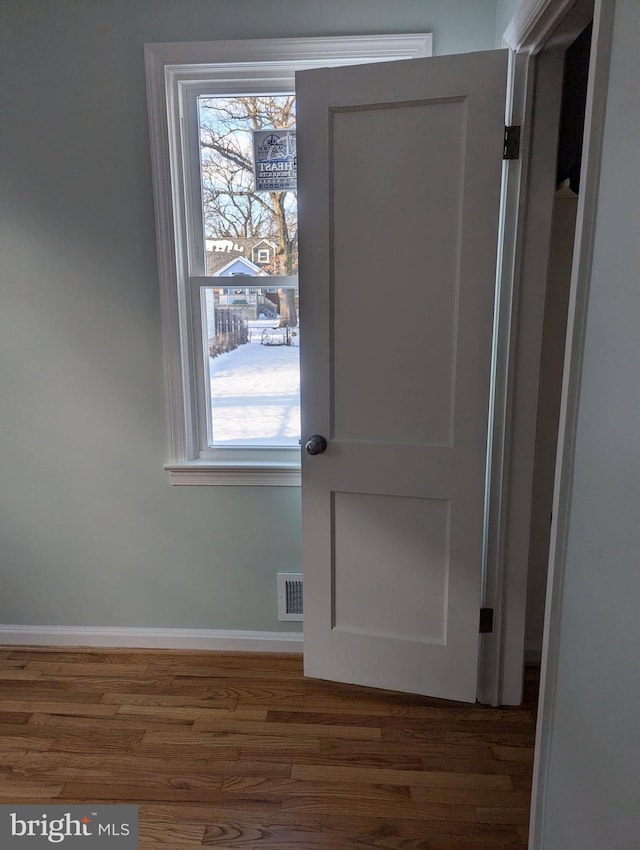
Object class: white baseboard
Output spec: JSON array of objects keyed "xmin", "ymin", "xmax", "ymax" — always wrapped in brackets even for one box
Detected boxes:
[{"xmin": 0, "ymin": 625, "xmax": 303, "ymax": 653}]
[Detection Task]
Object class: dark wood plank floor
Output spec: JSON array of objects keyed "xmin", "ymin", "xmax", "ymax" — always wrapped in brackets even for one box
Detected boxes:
[{"xmin": 0, "ymin": 648, "xmax": 538, "ymax": 849}]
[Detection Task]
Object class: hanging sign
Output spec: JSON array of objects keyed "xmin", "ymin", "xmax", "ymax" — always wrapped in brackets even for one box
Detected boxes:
[{"xmin": 253, "ymin": 128, "xmax": 297, "ymax": 191}]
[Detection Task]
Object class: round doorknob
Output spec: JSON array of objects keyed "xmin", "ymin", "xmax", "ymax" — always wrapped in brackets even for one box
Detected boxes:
[{"xmin": 305, "ymin": 434, "xmax": 327, "ymax": 455}]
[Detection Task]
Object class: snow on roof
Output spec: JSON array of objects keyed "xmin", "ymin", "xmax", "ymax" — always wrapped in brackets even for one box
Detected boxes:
[{"xmin": 205, "ymin": 236, "xmax": 277, "ymax": 253}]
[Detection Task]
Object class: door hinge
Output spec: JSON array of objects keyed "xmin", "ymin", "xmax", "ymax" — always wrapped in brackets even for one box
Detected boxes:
[
  {"xmin": 479, "ymin": 607, "xmax": 494, "ymax": 634},
  {"xmin": 503, "ymin": 125, "xmax": 521, "ymax": 160}
]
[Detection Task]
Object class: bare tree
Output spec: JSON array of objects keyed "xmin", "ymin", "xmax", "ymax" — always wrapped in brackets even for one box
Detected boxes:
[
  {"xmin": 276, "ymin": 288, "xmax": 298, "ymax": 328},
  {"xmin": 199, "ymin": 95, "xmax": 298, "ymax": 292},
  {"xmin": 201, "ymin": 162, "xmax": 271, "ymax": 238}
]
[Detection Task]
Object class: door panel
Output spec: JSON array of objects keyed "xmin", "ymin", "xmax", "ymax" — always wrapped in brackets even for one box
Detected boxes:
[
  {"xmin": 297, "ymin": 50, "xmax": 508, "ymax": 702},
  {"xmin": 333, "ymin": 492, "xmax": 449, "ymax": 644},
  {"xmin": 331, "ymin": 99, "xmax": 463, "ymax": 445}
]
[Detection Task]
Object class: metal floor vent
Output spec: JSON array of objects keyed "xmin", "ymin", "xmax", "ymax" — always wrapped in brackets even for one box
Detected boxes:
[{"xmin": 277, "ymin": 573, "xmax": 303, "ymax": 621}]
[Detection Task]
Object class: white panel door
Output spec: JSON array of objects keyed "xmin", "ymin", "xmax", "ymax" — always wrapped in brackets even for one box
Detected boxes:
[{"xmin": 297, "ymin": 50, "xmax": 508, "ymax": 703}]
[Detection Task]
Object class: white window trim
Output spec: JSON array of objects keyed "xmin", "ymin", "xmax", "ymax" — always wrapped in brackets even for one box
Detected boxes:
[{"xmin": 144, "ymin": 34, "xmax": 432, "ymax": 485}]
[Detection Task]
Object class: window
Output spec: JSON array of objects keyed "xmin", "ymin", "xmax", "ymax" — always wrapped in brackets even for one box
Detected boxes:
[
  {"xmin": 198, "ymin": 95, "xmax": 299, "ymax": 450},
  {"xmin": 145, "ymin": 35, "xmax": 431, "ymax": 485}
]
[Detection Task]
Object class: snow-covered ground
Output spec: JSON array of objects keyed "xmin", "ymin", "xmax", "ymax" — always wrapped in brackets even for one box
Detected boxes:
[{"xmin": 209, "ymin": 319, "xmax": 300, "ymax": 446}]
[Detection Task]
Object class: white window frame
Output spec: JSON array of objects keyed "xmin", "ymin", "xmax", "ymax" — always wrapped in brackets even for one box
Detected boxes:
[{"xmin": 144, "ymin": 34, "xmax": 432, "ymax": 486}]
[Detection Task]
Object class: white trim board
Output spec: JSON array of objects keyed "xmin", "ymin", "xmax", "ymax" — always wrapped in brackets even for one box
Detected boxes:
[
  {"xmin": 0, "ymin": 625, "xmax": 303, "ymax": 653},
  {"xmin": 529, "ymin": 2, "xmax": 616, "ymax": 847},
  {"xmin": 483, "ymin": 0, "xmax": 597, "ymax": 707},
  {"xmin": 503, "ymin": 0, "xmax": 579, "ymax": 50}
]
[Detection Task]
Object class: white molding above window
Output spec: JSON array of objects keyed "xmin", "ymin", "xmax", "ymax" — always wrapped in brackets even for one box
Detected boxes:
[
  {"xmin": 145, "ymin": 34, "xmax": 432, "ymax": 71},
  {"xmin": 144, "ymin": 34, "xmax": 432, "ymax": 485}
]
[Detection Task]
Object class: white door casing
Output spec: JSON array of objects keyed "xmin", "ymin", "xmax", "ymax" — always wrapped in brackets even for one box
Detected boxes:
[{"xmin": 298, "ymin": 50, "xmax": 508, "ymax": 703}]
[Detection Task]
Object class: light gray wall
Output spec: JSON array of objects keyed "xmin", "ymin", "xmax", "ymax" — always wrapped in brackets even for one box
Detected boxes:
[
  {"xmin": 0, "ymin": 0, "xmax": 497, "ymax": 633},
  {"xmin": 535, "ymin": 0, "xmax": 640, "ymax": 844}
]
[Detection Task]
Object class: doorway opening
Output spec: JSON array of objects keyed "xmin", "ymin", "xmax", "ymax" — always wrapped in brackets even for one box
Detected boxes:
[{"xmin": 525, "ymin": 21, "xmax": 593, "ymax": 664}]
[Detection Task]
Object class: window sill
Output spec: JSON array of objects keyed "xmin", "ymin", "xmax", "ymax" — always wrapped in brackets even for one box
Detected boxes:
[{"xmin": 164, "ymin": 462, "xmax": 301, "ymax": 487}]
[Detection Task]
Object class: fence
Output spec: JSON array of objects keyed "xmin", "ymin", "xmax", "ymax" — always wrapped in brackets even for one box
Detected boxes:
[{"xmin": 208, "ymin": 308, "xmax": 249, "ymax": 358}]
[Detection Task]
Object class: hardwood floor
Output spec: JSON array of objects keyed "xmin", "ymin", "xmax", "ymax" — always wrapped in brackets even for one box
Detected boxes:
[{"xmin": 0, "ymin": 648, "xmax": 538, "ymax": 848}]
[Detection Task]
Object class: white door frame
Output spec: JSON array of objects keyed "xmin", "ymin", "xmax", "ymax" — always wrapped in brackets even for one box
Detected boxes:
[{"xmin": 480, "ymin": 0, "xmax": 614, "ymax": 705}]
